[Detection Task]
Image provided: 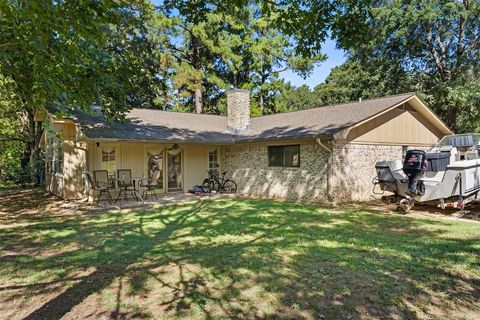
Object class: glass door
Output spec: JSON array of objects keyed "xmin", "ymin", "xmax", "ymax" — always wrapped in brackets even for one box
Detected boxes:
[
  {"xmin": 147, "ymin": 152, "xmax": 164, "ymax": 191},
  {"xmin": 167, "ymin": 150, "xmax": 182, "ymax": 192}
]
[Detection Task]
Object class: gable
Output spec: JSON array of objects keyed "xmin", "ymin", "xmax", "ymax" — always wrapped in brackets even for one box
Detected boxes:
[{"xmin": 346, "ymin": 103, "xmax": 444, "ymax": 146}]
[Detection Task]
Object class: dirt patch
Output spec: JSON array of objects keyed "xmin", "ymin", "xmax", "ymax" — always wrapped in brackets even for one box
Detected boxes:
[{"xmin": 362, "ymin": 201, "xmax": 480, "ymax": 223}]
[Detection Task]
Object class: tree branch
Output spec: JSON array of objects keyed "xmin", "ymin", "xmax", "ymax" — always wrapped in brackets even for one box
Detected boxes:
[
  {"xmin": 0, "ymin": 42, "xmax": 19, "ymax": 49},
  {"xmin": 455, "ymin": 0, "xmax": 468, "ymax": 68},
  {"xmin": 0, "ymin": 137, "xmax": 29, "ymax": 143},
  {"xmin": 426, "ymin": 23, "xmax": 447, "ymax": 81}
]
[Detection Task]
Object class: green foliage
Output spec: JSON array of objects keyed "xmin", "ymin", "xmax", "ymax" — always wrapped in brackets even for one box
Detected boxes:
[
  {"xmin": 0, "ymin": 0, "xmax": 154, "ymax": 183},
  {"xmin": 339, "ymin": 0, "xmax": 480, "ymax": 132},
  {"xmin": 273, "ymin": 84, "xmax": 316, "ymax": 112},
  {"xmin": 106, "ymin": 2, "xmax": 170, "ymax": 110},
  {"xmin": 313, "ymin": 59, "xmax": 415, "ymax": 105},
  {"xmin": 0, "ymin": 74, "xmax": 26, "ymax": 182},
  {"xmin": 157, "ymin": 1, "xmax": 324, "ymax": 114}
]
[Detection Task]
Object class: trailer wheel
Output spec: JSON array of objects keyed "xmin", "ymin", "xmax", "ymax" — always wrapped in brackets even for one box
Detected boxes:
[{"xmin": 397, "ymin": 198, "xmax": 414, "ymax": 214}]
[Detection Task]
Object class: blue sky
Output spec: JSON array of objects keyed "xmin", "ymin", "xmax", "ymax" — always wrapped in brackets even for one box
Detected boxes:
[
  {"xmin": 150, "ymin": 0, "xmax": 346, "ymax": 88},
  {"xmin": 281, "ymin": 38, "xmax": 346, "ymax": 88}
]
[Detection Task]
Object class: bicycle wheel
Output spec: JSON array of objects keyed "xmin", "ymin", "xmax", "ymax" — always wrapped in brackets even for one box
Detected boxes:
[
  {"xmin": 223, "ymin": 179, "xmax": 237, "ymax": 193},
  {"xmin": 202, "ymin": 178, "xmax": 213, "ymax": 193}
]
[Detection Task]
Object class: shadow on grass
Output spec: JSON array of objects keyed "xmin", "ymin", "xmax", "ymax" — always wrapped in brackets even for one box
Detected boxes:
[{"xmin": 0, "ymin": 191, "xmax": 479, "ymax": 319}]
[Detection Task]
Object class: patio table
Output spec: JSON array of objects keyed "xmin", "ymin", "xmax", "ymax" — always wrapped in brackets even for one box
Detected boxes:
[{"xmin": 115, "ymin": 178, "xmax": 144, "ymax": 203}]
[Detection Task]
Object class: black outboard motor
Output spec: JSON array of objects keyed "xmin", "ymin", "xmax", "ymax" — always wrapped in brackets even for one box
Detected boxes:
[{"xmin": 402, "ymin": 150, "xmax": 427, "ymax": 195}]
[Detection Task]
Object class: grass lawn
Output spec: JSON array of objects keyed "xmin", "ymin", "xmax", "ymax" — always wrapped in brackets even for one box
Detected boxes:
[{"xmin": 0, "ymin": 190, "xmax": 479, "ymax": 319}]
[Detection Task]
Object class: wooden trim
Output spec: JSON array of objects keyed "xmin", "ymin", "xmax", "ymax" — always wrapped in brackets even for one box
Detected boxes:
[{"xmin": 347, "ymin": 140, "xmax": 435, "ymax": 147}]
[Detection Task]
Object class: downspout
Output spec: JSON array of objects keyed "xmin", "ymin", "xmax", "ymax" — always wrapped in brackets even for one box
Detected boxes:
[{"xmin": 316, "ymin": 138, "xmax": 333, "ymax": 201}]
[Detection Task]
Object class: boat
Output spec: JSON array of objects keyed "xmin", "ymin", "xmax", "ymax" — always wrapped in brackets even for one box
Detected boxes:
[{"xmin": 373, "ymin": 133, "xmax": 480, "ymax": 212}]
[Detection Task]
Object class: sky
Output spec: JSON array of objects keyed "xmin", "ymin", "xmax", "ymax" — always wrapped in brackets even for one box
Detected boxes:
[
  {"xmin": 281, "ymin": 38, "xmax": 347, "ymax": 88},
  {"xmin": 150, "ymin": 0, "xmax": 347, "ymax": 88}
]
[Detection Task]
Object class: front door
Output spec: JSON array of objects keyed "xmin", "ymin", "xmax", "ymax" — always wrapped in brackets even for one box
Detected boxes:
[{"xmin": 167, "ymin": 150, "xmax": 183, "ymax": 192}]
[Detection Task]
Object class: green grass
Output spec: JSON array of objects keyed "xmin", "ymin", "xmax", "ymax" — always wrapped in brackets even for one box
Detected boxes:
[{"xmin": 0, "ymin": 196, "xmax": 479, "ymax": 319}]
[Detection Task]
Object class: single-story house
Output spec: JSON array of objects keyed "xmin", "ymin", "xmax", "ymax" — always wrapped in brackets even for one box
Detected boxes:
[{"xmin": 35, "ymin": 90, "xmax": 452, "ymax": 202}]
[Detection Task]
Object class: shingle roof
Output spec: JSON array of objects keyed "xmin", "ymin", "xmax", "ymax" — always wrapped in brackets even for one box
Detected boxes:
[
  {"xmin": 241, "ymin": 92, "xmax": 416, "ymax": 141},
  {"xmin": 71, "ymin": 92, "xmax": 416, "ymax": 143},
  {"xmin": 73, "ymin": 108, "xmax": 235, "ymax": 143}
]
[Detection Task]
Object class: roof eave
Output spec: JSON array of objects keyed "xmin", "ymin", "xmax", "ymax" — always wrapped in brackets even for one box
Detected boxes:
[{"xmin": 84, "ymin": 137, "xmax": 236, "ymax": 145}]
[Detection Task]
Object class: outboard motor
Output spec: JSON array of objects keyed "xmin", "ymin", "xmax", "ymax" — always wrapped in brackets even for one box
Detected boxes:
[{"xmin": 402, "ymin": 150, "xmax": 427, "ymax": 195}]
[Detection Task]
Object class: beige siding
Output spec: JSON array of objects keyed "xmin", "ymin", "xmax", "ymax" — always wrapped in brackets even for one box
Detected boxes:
[
  {"xmin": 63, "ymin": 140, "xmax": 86, "ymax": 199},
  {"xmin": 86, "ymin": 142, "xmax": 212, "ymax": 196},
  {"xmin": 45, "ymin": 174, "xmax": 64, "ymax": 198},
  {"xmin": 184, "ymin": 144, "xmax": 207, "ymax": 191},
  {"xmin": 118, "ymin": 142, "xmax": 144, "ymax": 178},
  {"xmin": 348, "ymin": 107, "xmax": 442, "ymax": 146},
  {"xmin": 45, "ymin": 121, "xmax": 86, "ymax": 200}
]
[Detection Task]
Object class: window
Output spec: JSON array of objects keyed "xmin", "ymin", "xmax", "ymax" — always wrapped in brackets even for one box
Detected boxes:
[
  {"xmin": 46, "ymin": 133, "xmax": 63, "ymax": 175},
  {"xmin": 208, "ymin": 149, "xmax": 219, "ymax": 170},
  {"xmin": 101, "ymin": 146, "xmax": 116, "ymax": 175},
  {"xmin": 268, "ymin": 145, "xmax": 300, "ymax": 167},
  {"xmin": 57, "ymin": 142, "xmax": 64, "ymax": 174}
]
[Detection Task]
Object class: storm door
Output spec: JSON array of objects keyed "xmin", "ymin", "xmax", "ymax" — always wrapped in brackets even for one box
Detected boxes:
[
  {"xmin": 167, "ymin": 149, "xmax": 182, "ymax": 192},
  {"xmin": 147, "ymin": 151, "xmax": 164, "ymax": 192}
]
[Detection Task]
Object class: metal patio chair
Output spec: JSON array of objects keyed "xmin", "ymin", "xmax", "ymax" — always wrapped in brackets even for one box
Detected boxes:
[
  {"xmin": 116, "ymin": 169, "xmax": 139, "ymax": 202},
  {"xmin": 139, "ymin": 174, "xmax": 160, "ymax": 200},
  {"xmin": 86, "ymin": 171, "xmax": 112, "ymax": 206}
]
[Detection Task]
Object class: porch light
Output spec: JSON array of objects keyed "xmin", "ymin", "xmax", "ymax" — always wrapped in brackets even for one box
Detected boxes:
[{"xmin": 167, "ymin": 144, "xmax": 181, "ymax": 156}]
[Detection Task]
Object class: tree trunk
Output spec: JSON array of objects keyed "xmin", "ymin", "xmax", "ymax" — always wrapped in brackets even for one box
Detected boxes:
[
  {"xmin": 195, "ymin": 84, "xmax": 203, "ymax": 114},
  {"xmin": 191, "ymin": 35, "xmax": 203, "ymax": 114},
  {"xmin": 446, "ymin": 107, "xmax": 457, "ymax": 133},
  {"xmin": 259, "ymin": 92, "xmax": 264, "ymax": 113},
  {"xmin": 19, "ymin": 108, "xmax": 42, "ymax": 185}
]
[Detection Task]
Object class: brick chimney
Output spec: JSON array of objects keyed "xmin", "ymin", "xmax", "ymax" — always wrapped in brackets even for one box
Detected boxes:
[{"xmin": 226, "ymin": 89, "xmax": 250, "ymax": 133}]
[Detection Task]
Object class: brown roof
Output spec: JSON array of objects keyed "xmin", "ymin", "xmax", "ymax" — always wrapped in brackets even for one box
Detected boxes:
[
  {"xmin": 73, "ymin": 93, "xmax": 417, "ymax": 143},
  {"xmin": 241, "ymin": 92, "xmax": 416, "ymax": 141},
  {"xmin": 73, "ymin": 107, "xmax": 234, "ymax": 143}
]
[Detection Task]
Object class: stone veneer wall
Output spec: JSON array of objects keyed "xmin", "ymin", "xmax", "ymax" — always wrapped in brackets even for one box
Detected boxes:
[
  {"xmin": 222, "ymin": 142, "xmax": 434, "ymax": 203},
  {"xmin": 330, "ymin": 143, "xmax": 433, "ymax": 202},
  {"xmin": 222, "ymin": 142, "xmax": 330, "ymax": 201},
  {"xmin": 226, "ymin": 89, "xmax": 250, "ymax": 132},
  {"xmin": 330, "ymin": 144, "xmax": 403, "ymax": 202}
]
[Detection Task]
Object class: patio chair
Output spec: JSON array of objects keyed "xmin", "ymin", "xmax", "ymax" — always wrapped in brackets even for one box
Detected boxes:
[
  {"xmin": 116, "ymin": 169, "xmax": 138, "ymax": 202},
  {"xmin": 93, "ymin": 170, "xmax": 113, "ymax": 188},
  {"xmin": 85, "ymin": 171, "xmax": 112, "ymax": 206},
  {"xmin": 139, "ymin": 174, "xmax": 160, "ymax": 200}
]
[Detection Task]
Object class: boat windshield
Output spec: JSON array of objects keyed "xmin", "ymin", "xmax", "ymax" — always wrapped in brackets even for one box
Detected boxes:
[{"xmin": 436, "ymin": 133, "xmax": 480, "ymax": 148}]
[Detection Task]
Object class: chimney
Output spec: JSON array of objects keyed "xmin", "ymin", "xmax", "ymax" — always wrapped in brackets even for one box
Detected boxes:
[{"xmin": 226, "ymin": 89, "xmax": 250, "ymax": 133}]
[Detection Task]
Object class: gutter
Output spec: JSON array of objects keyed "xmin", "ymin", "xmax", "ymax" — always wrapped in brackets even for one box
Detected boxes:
[{"xmin": 316, "ymin": 138, "xmax": 333, "ymax": 201}]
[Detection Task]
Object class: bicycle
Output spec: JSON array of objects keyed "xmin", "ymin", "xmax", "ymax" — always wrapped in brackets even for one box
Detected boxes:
[{"xmin": 202, "ymin": 169, "xmax": 237, "ymax": 193}]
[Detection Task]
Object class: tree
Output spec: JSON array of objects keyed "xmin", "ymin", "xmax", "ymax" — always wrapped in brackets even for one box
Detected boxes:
[
  {"xmin": 340, "ymin": 0, "xmax": 480, "ymax": 132},
  {"xmin": 270, "ymin": 84, "xmax": 317, "ymax": 112},
  {"xmin": 0, "ymin": 0, "xmax": 150, "ymax": 182},
  {"xmin": 157, "ymin": 1, "xmax": 324, "ymax": 115},
  {"xmin": 313, "ymin": 59, "xmax": 414, "ymax": 105},
  {"xmin": 210, "ymin": 6, "xmax": 323, "ymax": 113},
  {"xmin": 158, "ymin": 0, "xmax": 218, "ymax": 113},
  {"xmin": 106, "ymin": 2, "xmax": 170, "ymax": 109}
]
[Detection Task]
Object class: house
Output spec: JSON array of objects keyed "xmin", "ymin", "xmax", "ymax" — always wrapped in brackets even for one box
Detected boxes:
[{"xmin": 35, "ymin": 90, "xmax": 452, "ymax": 202}]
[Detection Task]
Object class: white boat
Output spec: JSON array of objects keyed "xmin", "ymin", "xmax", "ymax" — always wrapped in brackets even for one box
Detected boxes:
[{"xmin": 373, "ymin": 133, "xmax": 480, "ymax": 212}]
